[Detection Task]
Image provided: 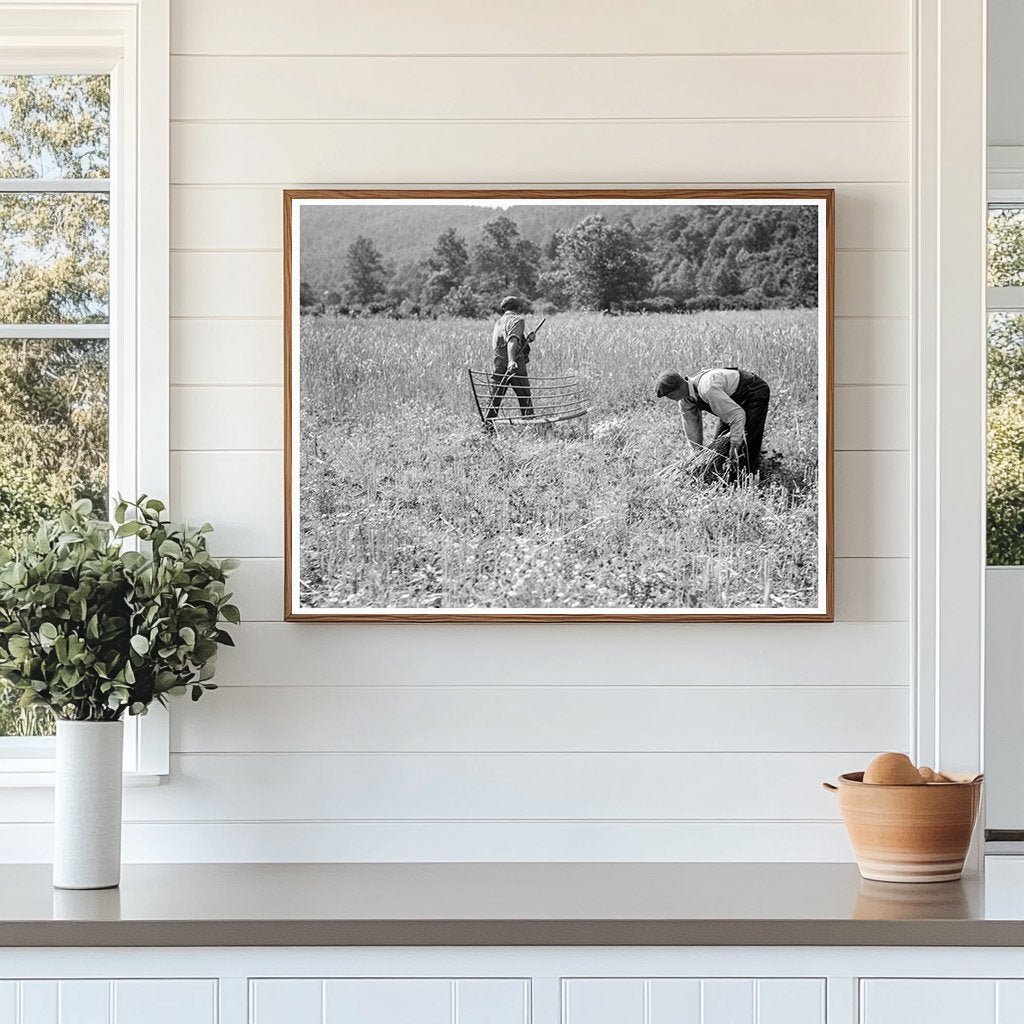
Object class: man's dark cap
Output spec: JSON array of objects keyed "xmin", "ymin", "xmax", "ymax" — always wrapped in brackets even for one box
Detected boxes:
[
  {"xmin": 499, "ymin": 295, "xmax": 523, "ymax": 313},
  {"xmin": 656, "ymin": 371, "xmax": 685, "ymax": 398}
]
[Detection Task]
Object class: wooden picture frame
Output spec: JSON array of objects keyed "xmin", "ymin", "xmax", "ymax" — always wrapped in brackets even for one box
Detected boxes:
[{"xmin": 284, "ymin": 188, "xmax": 834, "ymax": 622}]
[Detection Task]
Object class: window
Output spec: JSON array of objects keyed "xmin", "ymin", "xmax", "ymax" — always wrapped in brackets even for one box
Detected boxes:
[
  {"xmin": 0, "ymin": 74, "xmax": 111, "ymax": 738},
  {"xmin": 0, "ymin": 3, "xmax": 169, "ymax": 777},
  {"xmin": 987, "ymin": 206, "xmax": 1024, "ymax": 565}
]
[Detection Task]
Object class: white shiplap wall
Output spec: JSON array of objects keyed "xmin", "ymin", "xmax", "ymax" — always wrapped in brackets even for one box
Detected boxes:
[{"xmin": 2, "ymin": 0, "xmax": 915, "ymax": 862}]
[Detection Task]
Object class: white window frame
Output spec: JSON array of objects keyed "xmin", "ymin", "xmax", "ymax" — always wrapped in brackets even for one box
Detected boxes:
[
  {"xmin": 913, "ymin": 0, "xmax": 986, "ymax": 817},
  {"xmin": 983, "ymin": 182, "xmax": 1024, "ymax": 839},
  {"xmin": 0, "ymin": 0, "xmax": 169, "ymax": 784}
]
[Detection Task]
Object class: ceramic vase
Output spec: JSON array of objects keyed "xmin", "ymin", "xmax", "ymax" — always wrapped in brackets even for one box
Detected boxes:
[{"xmin": 53, "ymin": 720, "xmax": 124, "ymax": 889}]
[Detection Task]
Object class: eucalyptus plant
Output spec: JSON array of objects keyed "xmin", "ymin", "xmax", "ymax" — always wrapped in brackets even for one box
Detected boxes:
[{"xmin": 0, "ymin": 497, "xmax": 239, "ymax": 722}]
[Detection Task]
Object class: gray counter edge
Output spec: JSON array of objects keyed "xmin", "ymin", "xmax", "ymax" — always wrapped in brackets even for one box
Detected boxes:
[{"xmin": 4, "ymin": 919, "xmax": 1024, "ymax": 948}]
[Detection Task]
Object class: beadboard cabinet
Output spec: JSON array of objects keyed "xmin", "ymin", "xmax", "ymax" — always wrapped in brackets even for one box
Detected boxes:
[
  {"xmin": 860, "ymin": 980, "xmax": 1024, "ymax": 1024},
  {"xmin": 561, "ymin": 978, "xmax": 825, "ymax": 1024},
  {"xmin": 0, "ymin": 980, "xmax": 217, "ymax": 1024},
  {"xmin": 5, "ymin": 950, "xmax": 1024, "ymax": 1024}
]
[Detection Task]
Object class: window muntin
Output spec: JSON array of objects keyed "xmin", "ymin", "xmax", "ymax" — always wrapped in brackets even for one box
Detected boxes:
[{"xmin": 0, "ymin": 74, "xmax": 110, "ymax": 739}]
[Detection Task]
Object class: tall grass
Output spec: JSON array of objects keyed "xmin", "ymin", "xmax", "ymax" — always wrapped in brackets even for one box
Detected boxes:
[{"xmin": 299, "ymin": 309, "xmax": 819, "ymax": 610}]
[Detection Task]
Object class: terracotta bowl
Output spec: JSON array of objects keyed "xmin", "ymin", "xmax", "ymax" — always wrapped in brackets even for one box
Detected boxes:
[{"xmin": 823, "ymin": 772, "xmax": 983, "ymax": 883}]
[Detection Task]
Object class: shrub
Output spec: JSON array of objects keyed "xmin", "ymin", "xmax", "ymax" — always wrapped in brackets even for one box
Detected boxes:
[{"xmin": 0, "ymin": 497, "xmax": 239, "ymax": 722}]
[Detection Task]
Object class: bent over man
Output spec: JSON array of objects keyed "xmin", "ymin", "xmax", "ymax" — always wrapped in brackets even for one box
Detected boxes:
[
  {"xmin": 485, "ymin": 295, "xmax": 534, "ymax": 427},
  {"xmin": 655, "ymin": 366, "xmax": 771, "ymax": 473}
]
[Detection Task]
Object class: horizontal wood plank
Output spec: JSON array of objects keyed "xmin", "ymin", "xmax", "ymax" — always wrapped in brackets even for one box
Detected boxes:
[
  {"xmin": 170, "ymin": 120, "xmax": 909, "ymax": 186},
  {"xmin": 834, "ymin": 318, "xmax": 909, "ymax": 385},
  {"xmin": 225, "ymin": 556, "xmax": 909, "ymax": 624},
  {"xmin": 171, "ymin": 252, "xmax": 280, "ymax": 317},
  {"xmin": 835, "ymin": 250, "xmax": 908, "ymax": 318},
  {"xmin": 170, "ymin": 450, "xmax": 283, "ymax": 557},
  {"xmin": 119, "ymin": 751, "xmax": 872, "ymax": 820},
  {"xmin": 834, "ymin": 385, "xmax": 909, "ymax": 450},
  {"xmin": 833, "ymin": 557, "xmax": 909, "ymax": 621},
  {"xmin": 170, "ymin": 319, "xmax": 283, "ymax": 386},
  {"xmin": 171, "ymin": 54, "xmax": 909, "ymax": 121},
  {"xmin": 171, "ymin": 250, "xmax": 907, "ymax": 318},
  {"xmin": 170, "ymin": 683, "xmax": 909, "ymax": 754},
  {"xmin": 169, "ymin": 384, "xmax": 905, "ymax": 453},
  {"xmin": 834, "ymin": 451, "xmax": 910, "ymax": 557},
  {"xmin": 171, "ymin": 183, "xmax": 908, "ymax": 251},
  {"xmin": 0, "ymin": 820, "xmax": 856, "ymax": 862},
  {"xmin": 168, "ymin": 315, "xmax": 910, "ymax": 388},
  {"xmin": 171, "ymin": 446, "xmax": 906, "ymax": 560},
  {"xmin": 170, "ymin": 0, "xmax": 910, "ymax": 56},
  {"xmin": 208, "ymin": 620, "xmax": 908, "ymax": 686},
  {"xmin": 171, "ymin": 385, "xmax": 281, "ymax": 450}
]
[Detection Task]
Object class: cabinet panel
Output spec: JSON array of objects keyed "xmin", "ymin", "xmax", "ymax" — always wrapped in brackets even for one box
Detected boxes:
[
  {"xmin": 997, "ymin": 981, "xmax": 1024, "ymax": 1020},
  {"xmin": 113, "ymin": 981, "xmax": 216, "ymax": 1024},
  {"xmin": 648, "ymin": 980, "xmax": 701, "ymax": 1023},
  {"xmin": 563, "ymin": 980, "xmax": 645, "ymax": 1024},
  {"xmin": 58, "ymin": 982, "xmax": 109, "ymax": 1024},
  {"xmin": 861, "ymin": 981, "xmax": 996, "ymax": 1023},
  {"xmin": 323, "ymin": 979, "xmax": 451, "ymax": 1024},
  {"xmin": 250, "ymin": 980, "xmax": 322, "ymax": 1024},
  {"xmin": 251, "ymin": 979, "xmax": 528, "ymax": 1024},
  {"xmin": 757, "ymin": 980, "xmax": 825, "ymax": 1024},
  {"xmin": 0, "ymin": 983, "xmax": 16, "ymax": 1024},
  {"xmin": 702, "ymin": 980, "xmax": 754, "ymax": 1024},
  {"xmin": 0, "ymin": 981, "xmax": 216, "ymax": 1024},
  {"xmin": 18, "ymin": 984, "xmax": 56, "ymax": 1024},
  {"xmin": 563, "ymin": 979, "xmax": 824, "ymax": 1024},
  {"xmin": 455, "ymin": 980, "xmax": 529, "ymax": 1024}
]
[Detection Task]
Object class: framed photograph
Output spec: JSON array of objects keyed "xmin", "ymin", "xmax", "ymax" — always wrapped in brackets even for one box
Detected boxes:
[{"xmin": 284, "ymin": 189, "xmax": 834, "ymax": 622}]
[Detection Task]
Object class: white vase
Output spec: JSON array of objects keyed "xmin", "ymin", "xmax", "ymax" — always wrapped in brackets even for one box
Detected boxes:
[{"xmin": 53, "ymin": 720, "xmax": 124, "ymax": 890}]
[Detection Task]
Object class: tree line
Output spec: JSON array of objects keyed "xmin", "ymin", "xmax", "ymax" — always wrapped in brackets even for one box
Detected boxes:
[{"xmin": 300, "ymin": 206, "xmax": 819, "ymax": 318}]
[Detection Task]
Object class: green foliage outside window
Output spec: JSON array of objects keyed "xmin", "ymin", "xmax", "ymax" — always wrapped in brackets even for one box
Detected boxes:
[
  {"xmin": 988, "ymin": 209, "xmax": 1024, "ymax": 565},
  {"xmin": 0, "ymin": 75, "xmax": 110, "ymax": 736}
]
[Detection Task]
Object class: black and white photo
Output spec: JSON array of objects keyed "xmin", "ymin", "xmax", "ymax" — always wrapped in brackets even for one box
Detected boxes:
[{"xmin": 285, "ymin": 190, "xmax": 834, "ymax": 621}]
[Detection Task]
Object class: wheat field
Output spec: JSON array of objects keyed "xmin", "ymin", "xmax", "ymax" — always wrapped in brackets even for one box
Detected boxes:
[{"xmin": 297, "ymin": 309, "xmax": 820, "ymax": 610}]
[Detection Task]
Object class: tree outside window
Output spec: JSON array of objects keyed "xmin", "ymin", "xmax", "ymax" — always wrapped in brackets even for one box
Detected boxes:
[{"xmin": 0, "ymin": 75, "xmax": 110, "ymax": 736}]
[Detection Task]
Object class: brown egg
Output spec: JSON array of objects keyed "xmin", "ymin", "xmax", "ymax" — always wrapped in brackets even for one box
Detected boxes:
[
  {"xmin": 863, "ymin": 752, "xmax": 925, "ymax": 786},
  {"xmin": 918, "ymin": 766, "xmax": 938, "ymax": 783}
]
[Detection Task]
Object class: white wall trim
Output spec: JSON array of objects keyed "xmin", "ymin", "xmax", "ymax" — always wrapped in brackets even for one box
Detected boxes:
[
  {"xmin": 0, "ymin": 0, "xmax": 171, "ymax": 778},
  {"xmin": 914, "ymin": 0, "xmax": 987, "ymax": 776}
]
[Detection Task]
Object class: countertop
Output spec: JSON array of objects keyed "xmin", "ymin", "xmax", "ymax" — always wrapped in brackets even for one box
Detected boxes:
[{"xmin": 5, "ymin": 861, "xmax": 1024, "ymax": 947}]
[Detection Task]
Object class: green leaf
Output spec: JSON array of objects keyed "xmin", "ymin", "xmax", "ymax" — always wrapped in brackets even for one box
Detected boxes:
[
  {"xmin": 130, "ymin": 634, "xmax": 150, "ymax": 656},
  {"xmin": 39, "ymin": 622, "xmax": 58, "ymax": 641},
  {"xmin": 8, "ymin": 635, "xmax": 29, "ymax": 657},
  {"xmin": 158, "ymin": 539, "xmax": 183, "ymax": 559},
  {"xmin": 220, "ymin": 604, "xmax": 241, "ymax": 625}
]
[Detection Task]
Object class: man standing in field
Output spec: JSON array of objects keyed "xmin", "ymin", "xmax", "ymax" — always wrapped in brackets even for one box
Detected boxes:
[
  {"xmin": 655, "ymin": 367, "xmax": 771, "ymax": 473},
  {"xmin": 485, "ymin": 295, "xmax": 535, "ymax": 429}
]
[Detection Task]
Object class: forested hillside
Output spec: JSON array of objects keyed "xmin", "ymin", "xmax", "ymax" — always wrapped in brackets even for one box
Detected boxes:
[{"xmin": 299, "ymin": 203, "xmax": 819, "ymax": 316}]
